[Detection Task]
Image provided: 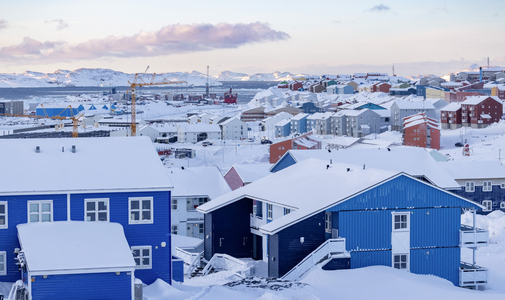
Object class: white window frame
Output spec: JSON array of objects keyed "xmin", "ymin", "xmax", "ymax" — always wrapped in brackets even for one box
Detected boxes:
[
  {"xmin": 325, "ymin": 212, "xmax": 332, "ymax": 233},
  {"xmin": 393, "ymin": 253, "xmax": 409, "ymax": 271},
  {"xmin": 392, "ymin": 212, "xmax": 409, "ymax": 231},
  {"xmin": 267, "ymin": 204, "xmax": 273, "ymax": 220},
  {"xmin": 129, "ymin": 197, "xmax": 154, "ymax": 224},
  {"xmin": 0, "ymin": 251, "xmax": 6, "ymax": 276},
  {"xmin": 483, "ymin": 181, "xmax": 492, "ymax": 192},
  {"xmin": 171, "ymin": 225, "xmax": 178, "ymax": 235},
  {"xmin": 27, "ymin": 200, "xmax": 53, "ymax": 223},
  {"xmin": 501, "ymin": 182, "xmax": 505, "ymax": 189},
  {"xmin": 131, "ymin": 246, "xmax": 152, "ymax": 269},
  {"xmin": 171, "ymin": 198, "xmax": 178, "ymax": 210},
  {"xmin": 465, "ymin": 181, "xmax": 475, "ymax": 192},
  {"xmin": 500, "ymin": 201, "xmax": 505, "ymax": 209},
  {"xmin": 0, "ymin": 202, "xmax": 7, "ymax": 229},
  {"xmin": 482, "ymin": 200, "xmax": 492, "ymax": 212},
  {"xmin": 198, "ymin": 223, "xmax": 204, "ymax": 234},
  {"xmin": 284, "ymin": 208, "xmax": 291, "ymax": 215},
  {"xmin": 84, "ymin": 198, "xmax": 109, "ymax": 222}
]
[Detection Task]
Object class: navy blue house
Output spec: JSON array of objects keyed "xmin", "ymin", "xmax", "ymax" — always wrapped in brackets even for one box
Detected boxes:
[
  {"xmin": 198, "ymin": 158, "xmax": 489, "ymax": 288},
  {"xmin": 0, "ymin": 137, "xmax": 173, "ymax": 299}
]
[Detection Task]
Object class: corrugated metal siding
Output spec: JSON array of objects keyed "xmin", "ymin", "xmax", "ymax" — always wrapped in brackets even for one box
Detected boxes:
[
  {"xmin": 410, "ymin": 207, "xmax": 460, "ymax": 248},
  {"xmin": 31, "ymin": 272, "xmax": 131, "ymax": 300},
  {"xmin": 276, "ymin": 212, "xmax": 326, "ymax": 277},
  {"xmin": 350, "ymin": 250, "xmax": 391, "ymax": 269},
  {"xmin": 411, "ymin": 247, "xmax": 460, "ymax": 286},
  {"xmin": 210, "ymin": 198, "xmax": 253, "ymax": 258},
  {"xmin": 268, "ymin": 234, "xmax": 279, "ymax": 278},
  {"xmin": 270, "ymin": 153, "xmax": 296, "ymax": 173},
  {"xmin": 339, "ymin": 210, "xmax": 392, "ymax": 251},
  {"xmin": 172, "ymin": 258, "xmax": 184, "ymax": 283},
  {"xmin": 70, "ymin": 191, "xmax": 171, "ymax": 285},
  {"xmin": 327, "ymin": 175, "xmax": 480, "ymax": 212},
  {"xmin": 0, "ymin": 193, "xmax": 67, "ymax": 282},
  {"xmin": 452, "ymin": 185, "xmax": 505, "ymax": 213}
]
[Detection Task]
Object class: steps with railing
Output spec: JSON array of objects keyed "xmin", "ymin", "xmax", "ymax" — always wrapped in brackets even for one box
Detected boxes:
[
  {"xmin": 174, "ymin": 247, "xmax": 203, "ymax": 278},
  {"xmin": 282, "ymin": 238, "xmax": 349, "ymax": 281},
  {"xmin": 201, "ymin": 253, "xmax": 253, "ymax": 278}
]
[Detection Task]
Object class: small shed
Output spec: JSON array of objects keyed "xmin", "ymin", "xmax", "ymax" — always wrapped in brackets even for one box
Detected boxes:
[{"xmin": 17, "ymin": 222, "xmax": 136, "ymax": 300}]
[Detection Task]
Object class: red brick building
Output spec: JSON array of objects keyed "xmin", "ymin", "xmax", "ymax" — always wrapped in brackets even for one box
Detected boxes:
[
  {"xmin": 269, "ymin": 133, "xmax": 322, "ymax": 163},
  {"xmin": 403, "ymin": 113, "xmax": 440, "ymax": 150},
  {"xmin": 444, "ymin": 91, "xmax": 485, "ymax": 103},
  {"xmin": 460, "ymin": 96, "xmax": 503, "ymax": 128},
  {"xmin": 290, "ymin": 82, "xmax": 303, "ymax": 91},
  {"xmin": 440, "ymin": 103, "xmax": 462, "ymax": 130}
]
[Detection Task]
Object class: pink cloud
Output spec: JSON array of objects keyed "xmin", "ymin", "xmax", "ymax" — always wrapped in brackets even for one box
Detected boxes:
[
  {"xmin": 0, "ymin": 19, "xmax": 8, "ymax": 29},
  {"xmin": 0, "ymin": 22, "xmax": 290, "ymax": 64}
]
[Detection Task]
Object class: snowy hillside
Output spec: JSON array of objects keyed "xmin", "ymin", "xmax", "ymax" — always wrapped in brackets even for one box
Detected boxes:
[
  {"xmin": 0, "ymin": 68, "xmax": 223, "ymax": 88},
  {"xmin": 214, "ymin": 71, "xmax": 311, "ymax": 82}
]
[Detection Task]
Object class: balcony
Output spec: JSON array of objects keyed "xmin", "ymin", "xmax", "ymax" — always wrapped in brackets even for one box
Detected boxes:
[
  {"xmin": 460, "ymin": 262, "xmax": 488, "ymax": 288},
  {"xmin": 250, "ymin": 213, "xmax": 266, "ymax": 230},
  {"xmin": 187, "ymin": 210, "xmax": 203, "ymax": 221},
  {"xmin": 460, "ymin": 225, "xmax": 489, "ymax": 248}
]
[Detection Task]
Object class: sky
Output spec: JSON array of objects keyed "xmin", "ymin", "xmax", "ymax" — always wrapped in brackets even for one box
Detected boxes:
[{"xmin": 0, "ymin": 0, "xmax": 504, "ymax": 77}]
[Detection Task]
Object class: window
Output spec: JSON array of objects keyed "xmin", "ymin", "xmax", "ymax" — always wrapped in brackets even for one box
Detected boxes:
[
  {"xmin": 500, "ymin": 202, "xmax": 505, "ymax": 209},
  {"xmin": 465, "ymin": 182, "xmax": 475, "ymax": 192},
  {"xmin": 393, "ymin": 213, "xmax": 409, "ymax": 230},
  {"xmin": 198, "ymin": 198, "xmax": 208, "ymax": 206},
  {"xmin": 393, "ymin": 254, "xmax": 408, "ymax": 270},
  {"xmin": 85, "ymin": 199, "xmax": 109, "ymax": 222},
  {"xmin": 129, "ymin": 197, "xmax": 153, "ymax": 224},
  {"xmin": 325, "ymin": 212, "xmax": 332, "ymax": 233},
  {"xmin": 0, "ymin": 251, "xmax": 5, "ymax": 276},
  {"xmin": 0, "ymin": 202, "xmax": 7, "ymax": 229},
  {"xmin": 171, "ymin": 199, "xmax": 178, "ymax": 210},
  {"xmin": 483, "ymin": 181, "xmax": 492, "ymax": 192},
  {"xmin": 28, "ymin": 201, "xmax": 53, "ymax": 223},
  {"xmin": 482, "ymin": 200, "xmax": 492, "ymax": 212},
  {"xmin": 267, "ymin": 204, "xmax": 273, "ymax": 220},
  {"xmin": 284, "ymin": 208, "xmax": 291, "ymax": 215},
  {"xmin": 171, "ymin": 225, "xmax": 178, "ymax": 234},
  {"xmin": 198, "ymin": 223, "xmax": 204, "ymax": 234},
  {"xmin": 131, "ymin": 246, "xmax": 152, "ymax": 269}
]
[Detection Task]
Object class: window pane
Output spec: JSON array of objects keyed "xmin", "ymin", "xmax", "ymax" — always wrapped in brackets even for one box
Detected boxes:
[
  {"xmin": 132, "ymin": 249, "xmax": 140, "ymax": 257},
  {"xmin": 98, "ymin": 212, "xmax": 107, "ymax": 221},
  {"xmin": 86, "ymin": 202, "xmax": 96, "ymax": 211},
  {"xmin": 401, "ymin": 223, "xmax": 407, "ymax": 229},
  {"xmin": 131, "ymin": 212, "xmax": 140, "ymax": 221},
  {"xmin": 142, "ymin": 257, "xmax": 150, "ymax": 266},
  {"xmin": 142, "ymin": 211, "xmax": 151, "ymax": 221},
  {"xmin": 401, "ymin": 263, "xmax": 407, "ymax": 269},
  {"xmin": 0, "ymin": 264, "xmax": 3, "ymax": 271},
  {"xmin": 394, "ymin": 215, "xmax": 400, "ymax": 222},
  {"xmin": 41, "ymin": 214, "xmax": 51, "ymax": 222},
  {"xmin": 401, "ymin": 255, "xmax": 407, "ymax": 262},
  {"xmin": 0, "ymin": 205, "xmax": 4, "ymax": 214},
  {"xmin": 401, "ymin": 215, "xmax": 406, "ymax": 222},
  {"xmin": 394, "ymin": 223, "xmax": 400, "ymax": 230},
  {"xmin": 0, "ymin": 216, "xmax": 4, "ymax": 225},
  {"xmin": 134, "ymin": 258, "xmax": 140, "ymax": 266},
  {"xmin": 41, "ymin": 203, "xmax": 51, "ymax": 213},
  {"xmin": 30, "ymin": 203, "xmax": 39, "ymax": 213},
  {"xmin": 142, "ymin": 200, "xmax": 151, "ymax": 210},
  {"xmin": 394, "ymin": 256, "xmax": 400, "ymax": 263},
  {"xmin": 98, "ymin": 202, "xmax": 107, "ymax": 211},
  {"xmin": 87, "ymin": 213, "xmax": 95, "ymax": 221},
  {"xmin": 131, "ymin": 200, "xmax": 139, "ymax": 210},
  {"xmin": 142, "ymin": 249, "xmax": 150, "ymax": 257},
  {"xmin": 30, "ymin": 214, "xmax": 39, "ymax": 222}
]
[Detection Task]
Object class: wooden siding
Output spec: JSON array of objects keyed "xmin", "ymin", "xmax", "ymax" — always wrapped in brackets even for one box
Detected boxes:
[
  {"xmin": 31, "ymin": 272, "xmax": 131, "ymax": 300},
  {"xmin": 172, "ymin": 257, "xmax": 184, "ymax": 282},
  {"xmin": 451, "ymin": 185, "xmax": 505, "ymax": 213},
  {"xmin": 270, "ymin": 153, "xmax": 296, "ymax": 173},
  {"xmin": 224, "ymin": 167, "xmax": 244, "ymax": 191},
  {"xmin": 350, "ymin": 250, "xmax": 391, "ymax": 269}
]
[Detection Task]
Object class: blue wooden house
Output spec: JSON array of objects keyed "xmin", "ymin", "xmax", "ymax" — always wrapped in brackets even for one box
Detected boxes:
[
  {"xmin": 290, "ymin": 113, "xmax": 308, "ymax": 135},
  {"xmin": 198, "ymin": 158, "xmax": 489, "ymax": 288},
  {"xmin": 336, "ymin": 85, "xmax": 354, "ymax": 94},
  {"xmin": 0, "ymin": 137, "xmax": 174, "ymax": 297},
  {"xmin": 275, "ymin": 119, "xmax": 291, "ymax": 137}
]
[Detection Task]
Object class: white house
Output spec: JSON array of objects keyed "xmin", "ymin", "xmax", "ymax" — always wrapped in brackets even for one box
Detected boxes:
[
  {"xmin": 167, "ymin": 166, "xmax": 231, "ymax": 239},
  {"xmin": 262, "ymin": 112, "xmax": 293, "ymax": 132},
  {"xmin": 177, "ymin": 124, "xmax": 221, "ymax": 143},
  {"xmin": 138, "ymin": 124, "xmax": 178, "ymax": 142},
  {"xmin": 218, "ymin": 117, "xmax": 247, "ymax": 140}
]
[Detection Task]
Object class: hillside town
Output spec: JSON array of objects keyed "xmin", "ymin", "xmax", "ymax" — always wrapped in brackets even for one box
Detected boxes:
[{"xmin": 1, "ymin": 66, "xmax": 505, "ymax": 300}]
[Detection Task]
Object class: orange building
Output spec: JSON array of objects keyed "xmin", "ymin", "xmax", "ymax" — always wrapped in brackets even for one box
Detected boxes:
[{"xmin": 403, "ymin": 113, "xmax": 440, "ymax": 150}]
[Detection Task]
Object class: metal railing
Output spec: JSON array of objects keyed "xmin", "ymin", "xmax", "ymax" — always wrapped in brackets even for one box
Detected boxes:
[
  {"xmin": 201, "ymin": 253, "xmax": 252, "ymax": 278},
  {"xmin": 282, "ymin": 238, "xmax": 347, "ymax": 281},
  {"xmin": 460, "ymin": 225, "xmax": 489, "ymax": 248},
  {"xmin": 174, "ymin": 247, "xmax": 203, "ymax": 277},
  {"xmin": 460, "ymin": 261, "xmax": 488, "ymax": 287}
]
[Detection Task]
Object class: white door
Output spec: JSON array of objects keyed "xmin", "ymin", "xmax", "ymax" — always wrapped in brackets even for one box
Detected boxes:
[{"xmin": 391, "ymin": 212, "xmax": 410, "ymax": 271}]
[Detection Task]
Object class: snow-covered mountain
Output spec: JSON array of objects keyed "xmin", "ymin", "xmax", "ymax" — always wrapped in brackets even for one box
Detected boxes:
[
  {"xmin": 213, "ymin": 70, "xmax": 311, "ymax": 82},
  {"xmin": 0, "ymin": 68, "xmax": 223, "ymax": 88}
]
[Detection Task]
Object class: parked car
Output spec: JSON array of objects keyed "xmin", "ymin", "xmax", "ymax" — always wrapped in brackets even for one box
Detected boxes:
[
  {"xmin": 261, "ymin": 139, "xmax": 272, "ymax": 144},
  {"xmin": 202, "ymin": 141, "xmax": 213, "ymax": 146},
  {"xmin": 455, "ymin": 142, "xmax": 464, "ymax": 147}
]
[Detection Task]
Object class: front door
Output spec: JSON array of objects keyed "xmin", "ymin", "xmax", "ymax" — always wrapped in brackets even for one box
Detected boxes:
[{"xmin": 391, "ymin": 212, "xmax": 410, "ymax": 271}]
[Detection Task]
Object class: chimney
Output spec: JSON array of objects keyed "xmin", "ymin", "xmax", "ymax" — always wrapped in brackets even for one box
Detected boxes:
[
  {"xmin": 35, "ymin": 146, "xmax": 40, "ymax": 153},
  {"xmin": 71, "ymin": 145, "xmax": 76, "ymax": 153}
]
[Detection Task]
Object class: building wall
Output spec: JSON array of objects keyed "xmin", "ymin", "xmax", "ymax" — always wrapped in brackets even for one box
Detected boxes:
[
  {"xmin": 224, "ymin": 167, "xmax": 245, "ymax": 191},
  {"xmin": 270, "ymin": 140, "xmax": 293, "ymax": 164},
  {"xmin": 451, "ymin": 185, "xmax": 505, "ymax": 213},
  {"xmin": 403, "ymin": 122, "xmax": 440, "ymax": 150}
]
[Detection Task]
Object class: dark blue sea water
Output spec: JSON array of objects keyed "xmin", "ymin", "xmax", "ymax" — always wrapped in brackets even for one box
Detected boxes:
[{"xmin": 0, "ymin": 81, "xmax": 277, "ymax": 105}]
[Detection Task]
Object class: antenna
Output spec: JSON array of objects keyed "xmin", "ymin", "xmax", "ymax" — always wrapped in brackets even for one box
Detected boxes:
[
  {"xmin": 206, "ymin": 66, "xmax": 210, "ymax": 98},
  {"xmin": 392, "ymin": 64, "xmax": 395, "ymax": 77}
]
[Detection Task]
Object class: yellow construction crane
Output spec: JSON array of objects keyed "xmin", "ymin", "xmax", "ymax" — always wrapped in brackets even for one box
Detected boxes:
[{"xmin": 127, "ymin": 72, "xmax": 187, "ymax": 136}]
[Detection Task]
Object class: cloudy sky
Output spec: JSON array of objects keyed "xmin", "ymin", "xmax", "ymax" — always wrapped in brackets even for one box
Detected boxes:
[{"xmin": 1, "ymin": 0, "xmax": 504, "ymax": 76}]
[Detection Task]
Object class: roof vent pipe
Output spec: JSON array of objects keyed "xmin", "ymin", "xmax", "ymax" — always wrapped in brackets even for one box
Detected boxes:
[
  {"xmin": 71, "ymin": 145, "xmax": 76, "ymax": 153},
  {"xmin": 363, "ymin": 164, "xmax": 365, "ymax": 170},
  {"xmin": 35, "ymin": 146, "xmax": 40, "ymax": 153},
  {"xmin": 62, "ymin": 147, "xmax": 64, "ymax": 152},
  {"xmin": 347, "ymin": 168, "xmax": 350, "ymax": 172}
]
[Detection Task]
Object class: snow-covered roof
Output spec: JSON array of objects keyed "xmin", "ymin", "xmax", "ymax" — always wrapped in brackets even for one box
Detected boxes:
[
  {"xmin": 375, "ymin": 110, "xmax": 391, "ymax": 118},
  {"xmin": 294, "ymin": 138, "xmax": 318, "ymax": 148},
  {"xmin": 283, "ymin": 147, "xmax": 459, "ymax": 189},
  {"xmin": 404, "ymin": 119, "xmax": 439, "ymax": 130},
  {"xmin": 324, "ymin": 136, "xmax": 360, "ymax": 147},
  {"xmin": 461, "ymin": 96, "xmax": 501, "ymax": 105},
  {"xmin": 230, "ymin": 163, "xmax": 272, "ymax": 184},
  {"xmin": 275, "ymin": 119, "xmax": 291, "ymax": 127},
  {"xmin": 167, "ymin": 166, "xmax": 231, "ymax": 199},
  {"xmin": 18, "ymin": 222, "xmax": 135, "ymax": 273},
  {"xmin": 393, "ymin": 101, "xmax": 435, "ymax": 110},
  {"xmin": 441, "ymin": 103, "xmax": 461, "ymax": 112},
  {"xmin": 438, "ymin": 161, "xmax": 505, "ymax": 180},
  {"xmin": 178, "ymin": 123, "xmax": 221, "ymax": 133},
  {"xmin": 0, "ymin": 137, "xmax": 172, "ymax": 193},
  {"xmin": 149, "ymin": 124, "xmax": 178, "ymax": 133},
  {"xmin": 171, "ymin": 234, "xmax": 203, "ymax": 254},
  {"xmin": 291, "ymin": 113, "xmax": 308, "ymax": 121},
  {"xmin": 219, "ymin": 117, "xmax": 243, "ymax": 126}
]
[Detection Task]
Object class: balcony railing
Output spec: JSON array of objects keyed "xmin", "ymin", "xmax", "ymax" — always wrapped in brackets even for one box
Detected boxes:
[
  {"xmin": 460, "ymin": 225, "xmax": 489, "ymax": 248},
  {"xmin": 250, "ymin": 213, "xmax": 266, "ymax": 229},
  {"xmin": 460, "ymin": 261, "xmax": 488, "ymax": 288}
]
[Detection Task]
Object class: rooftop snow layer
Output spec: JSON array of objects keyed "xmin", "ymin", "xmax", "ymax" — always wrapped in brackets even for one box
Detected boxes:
[
  {"xmin": 0, "ymin": 136, "xmax": 172, "ymax": 193},
  {"xmin": 438, "ymin": 161, "xmax": 505, "ymax": 179},
  {"xmin": 231, "ymin": 163, "xmax": 272, "ymax": 184},
  {"xmin": 461, "ymin": 96, "xmax": 500, "ymax": 105},
  {"xmin": 17, "ymin": 221, "xmax": 135, "ymax": 273},
  {"xmin": 166, "ymin": 166, "xmax": 231, "ymax": 199},
  {"xmin": 393, "ymin": 101, "xmax": 435, "ymax": 110},
  {"xmin": 441, "ymin": 103, "xmax": 461, "ymax": 112}
]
